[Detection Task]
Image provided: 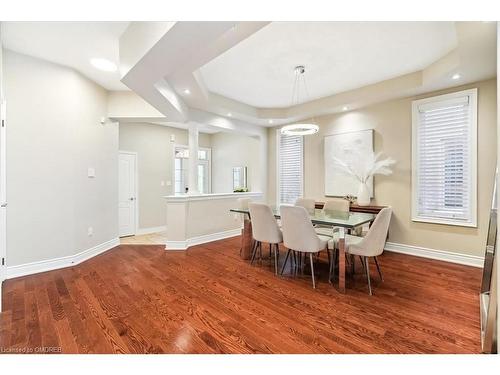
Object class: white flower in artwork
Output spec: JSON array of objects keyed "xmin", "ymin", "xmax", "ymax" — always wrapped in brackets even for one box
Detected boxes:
[
  {"xmin": 333, "ymin": 150, "xmax": 395, "ymax": 206},
  {"xmin": 333, "ymin": 150, "xmax": 396, "ymax": 183}
]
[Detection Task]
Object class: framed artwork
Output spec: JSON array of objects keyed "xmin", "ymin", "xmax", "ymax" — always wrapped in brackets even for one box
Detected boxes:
[{"xmin": 324, "ymin": 129, "xmax": 374, "ymax": 197}]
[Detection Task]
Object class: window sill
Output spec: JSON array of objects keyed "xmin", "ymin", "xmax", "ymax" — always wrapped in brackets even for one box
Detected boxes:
[{"xmin": 411, "ymin": 216, "xmax": 477, "ymax": 228}]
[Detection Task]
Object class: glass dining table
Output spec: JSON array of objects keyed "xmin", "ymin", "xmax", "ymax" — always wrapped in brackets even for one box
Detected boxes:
[{"xmin": 230, "ymin": 207, "xmax": 376, "ymax": 293}]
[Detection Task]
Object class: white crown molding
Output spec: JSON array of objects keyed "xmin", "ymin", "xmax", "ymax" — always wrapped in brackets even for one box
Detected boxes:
[
  {"xmin": 135, "ymin": 226, "xmax": 166, "ymax": 236},
  {"xmin": 384, "ymin": 241, "xmax": 484, "ymax": 268},
  {"xmin": 4, "ymin": 238, "xmax": 120, "ymax": 280},
  {"xmin": 166, "ymin": 228, "xmax": 241, "ymax": 251}
]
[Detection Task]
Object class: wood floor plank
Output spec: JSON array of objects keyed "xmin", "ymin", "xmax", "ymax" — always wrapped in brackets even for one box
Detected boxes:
[{"xmin": 0, "ymin": 238, "xmax": 482, "ymax": 353}]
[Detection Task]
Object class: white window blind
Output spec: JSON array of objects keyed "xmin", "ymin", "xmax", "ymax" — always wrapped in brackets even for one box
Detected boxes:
[
  {"xmin": 412, "ymin": 89, "xmax": 477, "ymax": 227},
  {"xmin": 277, "ymin": 131, "xmax": 303, "ymax": 204}
]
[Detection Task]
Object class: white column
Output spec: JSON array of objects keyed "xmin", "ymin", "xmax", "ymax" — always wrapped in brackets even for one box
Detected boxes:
[{"xmin": 188, "ymin": 123, "xmax": 199, "ymax": 195}]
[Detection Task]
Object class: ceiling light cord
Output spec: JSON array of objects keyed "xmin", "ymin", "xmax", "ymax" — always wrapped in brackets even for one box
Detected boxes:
[
  {"xmin": 281, "ymin": 65, "xmax": 319, "ymax": 136},
  {"xmin": 300, "ymin": 67, "xmax": 316, "ymax": 125}
]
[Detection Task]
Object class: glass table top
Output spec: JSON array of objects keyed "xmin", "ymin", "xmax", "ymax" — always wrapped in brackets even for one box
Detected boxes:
[{"xmin": 230, "ymin": 207, "xmax": 376, "ymax": 228}]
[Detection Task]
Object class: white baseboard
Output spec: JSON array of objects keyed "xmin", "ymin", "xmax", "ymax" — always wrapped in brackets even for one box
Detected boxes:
[
  {"xmin": 135, "ymin": 226, "xmax": 166, "ymax": 236},
  {"xmin": 384, "ymin": 241, "xmax": 484, "ymax": 268},
  {"xmin": 165, "ymin": 228, "xmax": 241, "ymax": 251},
  {"xmin": 5, "ymin": 238, "xmax": 120, "ymax": 279}
]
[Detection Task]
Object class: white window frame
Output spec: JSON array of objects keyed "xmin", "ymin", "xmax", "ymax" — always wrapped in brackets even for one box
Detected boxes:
[
  {"xmin": 172, "ymin": 144, "xmax": 212, "ymax": 194},
  {"xmin": 411, "ymin": 88, "xmax": 478, "ymax": 227},
  {"xmin": 276, "ymin": 129, "xmax": 304, "ymax": 205}
]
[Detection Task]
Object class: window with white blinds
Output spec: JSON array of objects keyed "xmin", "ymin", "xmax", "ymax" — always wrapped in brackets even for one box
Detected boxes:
[
  {"xmin": 277, "ymin": 131, "xmax": 304, "ymax": 204},
  {"xmin": 412, "ymin": 88, "xmax": 477, "ymax": 227}
]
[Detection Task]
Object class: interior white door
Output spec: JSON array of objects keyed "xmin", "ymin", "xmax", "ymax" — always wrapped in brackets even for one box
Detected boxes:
[{"xmin": 119, "ymin": 152, "xmax": 137, "ymax": 237}]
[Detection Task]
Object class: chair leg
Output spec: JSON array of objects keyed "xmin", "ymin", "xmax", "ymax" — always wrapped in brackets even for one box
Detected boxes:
[
  {"xmin": 258, "ymin": 242, "xmax": 262, "ymax": 262},
  {"xmin": 250, "ymin": 241, "xmax": 259, "ymax": 265},
  {"xmin": 269, "ymin": 243, "xmax": 272, "ymax": 259},
  {"xmin": 309, "ymin": 253, "xmax": 316, "ymax": 289},
  {"xmin": 280, "ymin": 249, "xmax": 291, "ymax": 275},
  {"xmin": 374, "ymin": 256, "xmax": 383, "ymax": 281},
  {"xmin": 363, "ymin": 256, "xmax": 372, "ymax": 295},
  {"xmin": 351, "ymin": 254, "xmax": 355, "ymax": 275},
  {"xmin": 359, "ymin": 256, "xmax": 365, "ymax": 272}
]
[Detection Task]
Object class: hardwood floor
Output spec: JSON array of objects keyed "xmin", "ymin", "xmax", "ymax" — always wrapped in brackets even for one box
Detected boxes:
[
  {"xmin": 0, "ymin": 236, "xmax": 482, "ymax": 353},
  {"xmin": 120, "ymin": 231, "xmax": 168, "ymax": 245}
]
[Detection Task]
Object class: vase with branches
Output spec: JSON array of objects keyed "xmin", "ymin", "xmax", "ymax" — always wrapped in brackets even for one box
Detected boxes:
[{"xmin": 333, "ymin": 151, "xmax": 395, "ymax": 206}]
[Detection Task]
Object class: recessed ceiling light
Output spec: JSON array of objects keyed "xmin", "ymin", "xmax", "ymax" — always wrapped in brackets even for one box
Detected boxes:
[
  {"xmin": 227, "ymin": 113, "xmax": 232, "ymax": 117},
  {"xmin": 183, "ymin": 89, "xmax": 191, "ymax": 95},
  {"xmin": 268, "ymin": 119, "xmax": 274, "ymax": 124},
  {"xmin": 452, "ymin": 73, "xmax": 461, "ymax": 80},
  {"xmin": 342, "ymin": 106, "xmax": 348, "ymax": 111},
  {"xmin": 90, "ymin": 58, "xmax": 117, "ymax": 72}
]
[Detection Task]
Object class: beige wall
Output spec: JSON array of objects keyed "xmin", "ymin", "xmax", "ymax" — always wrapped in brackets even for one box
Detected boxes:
[
  {"xmin": 5, "ymin": 50, "xmax": 119, "ymax": 266},
  {"xmin": 268, "ymin": 79, "xmax": 497, "ymax": 257},
  {"xmin": 118, "ymin": 122, "xmax": 211, "ymax": 230},
  {"xmin": 210, "ymin": 132, "xmax": 260, "ymax": 193}
]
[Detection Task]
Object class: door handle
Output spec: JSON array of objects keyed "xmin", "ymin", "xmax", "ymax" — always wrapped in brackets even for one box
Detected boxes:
[
  {"xmin": 129, "ymin": 197, "xmax": 135, "ymax": 201},
  {"xmin": 1, "ymin": 203, "xmax": 6, "ymax": 208}
]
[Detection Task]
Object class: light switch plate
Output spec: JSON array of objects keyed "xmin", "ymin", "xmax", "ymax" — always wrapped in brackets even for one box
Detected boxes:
[{"xmin": 87, "ymin": 168, "xmax": 95, "ymax": 178}]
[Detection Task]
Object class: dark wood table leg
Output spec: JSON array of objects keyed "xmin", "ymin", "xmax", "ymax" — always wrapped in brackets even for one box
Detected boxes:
[{"xmin": 240, "ymin": 218, "xmax": 253, "ymax": 260}]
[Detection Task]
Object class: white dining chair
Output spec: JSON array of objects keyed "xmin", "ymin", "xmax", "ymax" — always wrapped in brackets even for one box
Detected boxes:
[
  {"xmin": 237, "ymin": 197, "xmax": 252, "ymax": 210},
  {"xmin": 294, "ymin": 197, "xmax": 316, "ymax": 212},
  {"xmin": 323, "ymin": 198, "xmax": 350, "ymax": 212},
  {"xmin": 328, "ymin": 207, "xmax": 392, "ymax": 295},
  {"xmin": 315, "ymin": 198, "xmax": 351, "ymax": 238},
  {"xmin": 248, "ymin": 202, "xmax": 283, "ymax": 275},
  {"xmin": 279, "ymin": 205, "xmax": 330, "ymax": 288}
]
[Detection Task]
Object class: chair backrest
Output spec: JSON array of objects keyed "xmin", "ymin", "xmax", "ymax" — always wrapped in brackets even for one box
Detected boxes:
[
  {"xmin": 280, "ymin": 205, "xmax": 325, "ymax": 253},
  {"xmin": 237, "ymin": 197, "xmax": 252, "ymax": 210},
  {"xmin": 248, "ymin": 203, "xmax": 282, "ymax": 244},
  {"xmin": 323, "ymin": 198, "xmax": 350, "ymax": 212},
  {"xmin": 357, "ymin": 207, "xmax": 392, "ymax": 256},
  {"xmin": 294, "ymin": 197, "xmax": 316, "ymax": 212}
]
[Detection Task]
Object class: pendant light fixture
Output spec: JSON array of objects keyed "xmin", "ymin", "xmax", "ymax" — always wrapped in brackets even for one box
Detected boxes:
[{"xmin": 280, "ymin": 65, "xmax": 319, "ymax": 136}]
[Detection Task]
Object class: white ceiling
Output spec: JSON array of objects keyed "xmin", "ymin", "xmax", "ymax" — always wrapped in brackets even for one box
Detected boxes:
[
  {"xmin": 199, "ymin": 22, "xmax": 458, "ymax": 108},
  {"xmin": 2, "ymin": 22, "xmax": 130, "ymax": 91}
]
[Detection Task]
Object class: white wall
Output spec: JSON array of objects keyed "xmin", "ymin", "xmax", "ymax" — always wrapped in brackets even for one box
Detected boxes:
[
  {"xmin": 108, "ymin": 91, "xmax": 164, "ymax": 119},
  {"xmin": 210, "ymin": 132, "xmax": 260, "ymax": 193},
  {"xmin": 4, "ymin": 50, "xmax": 118, "ymax": 266},
  {"xmin": 118, "ymin": 122, "xmax": 211, "ymax": 230}
]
